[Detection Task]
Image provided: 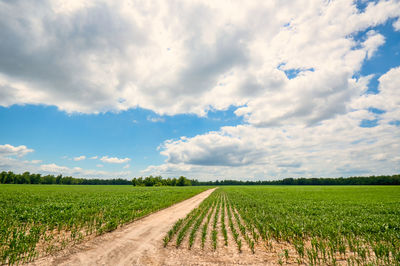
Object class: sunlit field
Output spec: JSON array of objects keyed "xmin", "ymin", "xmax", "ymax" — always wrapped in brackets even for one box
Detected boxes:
[
  {"xmin": 0, "ymin": 185, "xmax": 208, "ymax": 264},
  {"xmin": 166, "ymin": 186, "xmax": 400, "ymax": 265}
]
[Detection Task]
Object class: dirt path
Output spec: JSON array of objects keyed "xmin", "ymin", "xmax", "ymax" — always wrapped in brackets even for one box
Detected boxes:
[{"xmin": 29, "ymin": 188, "xmax": 216, "ymax": 266}]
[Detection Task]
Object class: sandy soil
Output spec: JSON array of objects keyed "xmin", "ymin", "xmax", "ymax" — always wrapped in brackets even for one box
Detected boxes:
[{"xmin": 28, "ymin": 188, "xmax": 216, "ymax": 266}]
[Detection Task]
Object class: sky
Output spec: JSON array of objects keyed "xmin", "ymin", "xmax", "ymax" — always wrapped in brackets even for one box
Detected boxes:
[{"xmin": 0, "ymin": 0, "xmax": 399, "ymax": 181}]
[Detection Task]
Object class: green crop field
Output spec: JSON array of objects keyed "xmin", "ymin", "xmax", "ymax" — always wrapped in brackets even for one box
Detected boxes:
[
  {"xmin": 0, "ymin": 185, "xmax": 208, "ymax": 264},
  {"xmin": 165, "ymin": 186, "xmax": 400, "ymax": 265}
]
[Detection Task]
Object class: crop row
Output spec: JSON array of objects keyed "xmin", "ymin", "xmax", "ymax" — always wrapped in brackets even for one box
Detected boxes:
[
  {"xmin": 0, "ymin": 185, "xmax": 208, "ymax": 265},
  {"xmin": 163, "ymin": 189, "xmax": 258, "ymax": 254},
  {"xmin": 223, "ymin": 186, "xmax": 400, "ymax": 265},
  {"xmin": 165, "ymin": 186, "xmax": 400, "ymax": 265}
]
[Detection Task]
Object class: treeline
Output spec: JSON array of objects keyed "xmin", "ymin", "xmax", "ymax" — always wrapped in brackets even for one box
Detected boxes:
[
  {"xmin": 131, "ymin": 176, "xmax": 192, "ymax": 186},
  {"xmin": 0, "ymin": 171, "xmax": 131, "ymax": 185},
  {"xmin": 194, "ymin": 175, "xmax": 400, "ymax": 186},
  {"xmin": 0, "ymin": 171, "xmax": 193, "ymax": 186},
  {"xmin": 1, "ymin": 171, "xmax": 399, "ymax": 186}
]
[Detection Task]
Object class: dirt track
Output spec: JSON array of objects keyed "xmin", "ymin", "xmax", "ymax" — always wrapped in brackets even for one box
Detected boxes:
[{"xmin": 29, "ymin": 188, "xmax": 216, "ymax": 266}]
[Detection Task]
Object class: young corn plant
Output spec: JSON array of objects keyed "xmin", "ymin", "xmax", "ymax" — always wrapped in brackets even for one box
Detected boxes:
[
  {"xmin": 163, "ymin": 218, "xmax": 184, "ymax": 247},
  {"xmin": 232, "ymin": 207, "xmax": 255, "ymax": 253},
  {"xmin": 220, "ymin": 195, "xmax": 228, "ymax": 246},
  {"xmin": 211, "ymin": 195, "xmax": 221, "ymax": 250},
  {"xmin": 176, "ymin": 208, "xmax": 202, "ymax": 247},
  {"xmin": 201, "ymin": 203, "xmax": 215, "ymax": 249},
  {"xmin": 188, "ymin": 201, "xmax": 212, "ymax": 249},
  {"xmin": 226, "ymin": 197, "xmax": 242, "ymax": 253}
]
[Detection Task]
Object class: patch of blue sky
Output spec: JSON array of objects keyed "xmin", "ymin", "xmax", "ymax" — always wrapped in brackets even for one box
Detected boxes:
[
  {"xmin": 389, "ymin": 120, "xmax": 400, "ymax": 126},
  {"xmin": 277, "ymin": 63, "xmax": 315, "ymax": 79},
  {"xmin": 0, "ymin": 104, "xmax": 244, "ymax": 174},
  {"xmin": 367, "ymin": 107, "xmax": 386, "ymax": 114},
  {"xmin": 354, "ymin": 0, "xmax": 378, "ymax": 13},
  {"xmin": 359, "ymin": 118, "xmax": 379, "ymax": 128},
  {"xmin": 283, "ymin": 68, "xmax": 315, "ymax": 79},
  {"xmin": 351, "ymin": 18, "xmax": 400, "ymax": 94}
]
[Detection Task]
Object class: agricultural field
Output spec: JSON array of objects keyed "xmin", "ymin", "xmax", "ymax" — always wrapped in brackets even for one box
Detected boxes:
[
  {"xmin": 164, "ymin": 186, "xmax": 400, "ymax": 265},
  {"xmin": 0, "ymin": 184, "xmax": 208, "ymax": 265}
]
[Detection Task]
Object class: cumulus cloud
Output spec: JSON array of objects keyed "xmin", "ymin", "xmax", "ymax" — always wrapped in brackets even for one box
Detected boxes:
[
  {"xmin": 144, "ymin": 66, "xmax": 400, "ymax": 180},
  {"xmin": 160, "ymin": 133, "xmax": 258, "ymax": 167},
  {"xmin": 0, "ymin": 144, "xmax": 34, "ymax": 157},
  {"xmin": 73, "ymin": 155, "xmax": 86, "ymax": 161},
  {"xmin": 100, "ymin": 156, "xmax": 130, "ymax": 164},
  {"xmin": 40, "ymin": 163, "xmax": 69, "ymax": 172},
  {"xmin": 1, "ymin": 1, "xmax": 399, "ymax": 179},
  {"xmin": 352, "ymin": 66, "xmax": 400, "ymax": 124},
  {"xmin": 0, "ymin": 157, "xmax": 32, "ymax": 173},
  {"xmin": 39, "ymin": 163, "xmax": 131, "ymax": 178},
  {"xmin": 145, "ymin": 120, "xmax": 400, "ymax": 179},
  {"xmin": 0, "ymin": 0, "xmax": 399, "ymax": 124}
]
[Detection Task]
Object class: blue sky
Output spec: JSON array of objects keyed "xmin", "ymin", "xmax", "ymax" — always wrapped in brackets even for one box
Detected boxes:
[
  {"xmin": 0, "ymin": 0, "xmax": 399, "ymax": 180},
  {"xmin": 0, "ymin": 105, "xmax": 243, "ymax": 177},
  {"xmin": 358, "ymin": 18, "xmax": 400, "ymax": 94}
]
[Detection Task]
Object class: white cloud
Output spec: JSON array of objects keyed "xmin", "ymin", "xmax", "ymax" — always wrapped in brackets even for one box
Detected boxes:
[
  {"xmin": 145, "ymin": 120, "xmax": 400, "ymax": 179},
  {"xmin": 393, "ymin": 18, "xmax": 400, "ymax": 31},
  {"xmin": 0, "ymin": 152, "xmax": 131, "ymax": 179},
  {"xmin": 39, "ymin": 163, "xmax": 131, "ymax": 178},
  {"xmin": 363, "ymin": 30, "xmax": 385, "ymax": 60},
  {"xmin": 100, "ymin": 156, "xmax": 131, "ymax": 164},
  {"xmin": 144, "ymin": 66, "xmax": 400, "ymax": 180},
  {"xmin": 160, "ymin": 133, "xmax": 256, "ymax": 167},
  {"xmin": 40, "ymin": 163, "xmax": 69, "ymax": 172},
  {"xmin": 0, "ymin": 144, "xmax": 34, "ymax": 157},
  {"xmin": 90, "ymin": 156, "xmax": 98, "ymax": 159},
  {"xmin": 372, "ymin": 153, "xmax": 387, "ymax": 161},
  {"xmin": 23, "ymin": 159, "xmax": 42, "ymax": 164},
  {"xmin": 352, "ymin": 66, "xmax": 400, "ymax": 123},
  {"xmin": 0, "ymin": 156, "xmax": 38, "ymax": 174},
  {"xmin": 0, "ymin": 0, "xmax": 398, "ymax": 122},
  {"xmin": 1, "ymin": 1, "xmax": 399, "ymax": 180},
  {"xmin": 73, "ymin": 155, "xmax": 86, "ymax": 161},
  {"xmin": 96, "ymin": 164, "xmax": 104, "ymax": 168},
  {"xmin": 147, "ymin": 116, "xmax": 165, "ymax": 123},
  {"xmin": 123, "ymin": 164, "xmax": 130, "ymax": 169}
]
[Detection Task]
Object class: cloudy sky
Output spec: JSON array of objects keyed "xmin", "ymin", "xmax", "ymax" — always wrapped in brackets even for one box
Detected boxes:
[{"xmin": 0, "ymin": 0, "xmax": 399, "ymax": 180}]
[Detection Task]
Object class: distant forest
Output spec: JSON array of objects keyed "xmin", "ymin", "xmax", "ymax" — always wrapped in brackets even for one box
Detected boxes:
[
  {"xmin": 0, "ymin": 171, "xmax": 399, "ymax": 186},
  {"xmin": 0, "ymin": 171, "xmax": 131, "ymax": 185},
  {"xmin": 194, "ymin": 175, "xmax": 400, "ymax": 186},
  {"xmin": 0, "ymin": 171, "xmax": 192, "ymax": 186}
]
